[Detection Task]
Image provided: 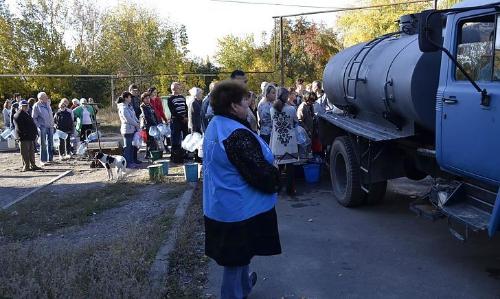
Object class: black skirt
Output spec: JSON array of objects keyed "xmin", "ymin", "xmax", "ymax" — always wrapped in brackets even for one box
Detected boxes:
[{"xmin": 204, "ymin": 207, "xmax": 282, "ymax": 267}]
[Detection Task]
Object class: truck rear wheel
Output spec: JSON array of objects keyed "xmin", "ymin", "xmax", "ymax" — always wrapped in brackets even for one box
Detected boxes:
[{"xmin": 329, "ymin": 137, "xmax": 364, "ymax": 207}]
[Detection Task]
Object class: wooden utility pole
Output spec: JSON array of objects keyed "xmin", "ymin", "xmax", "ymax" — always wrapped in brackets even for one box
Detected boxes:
[
  {"xmin": 111, "ymin": 78, "xmax": 115, "ymax": 108},
  {"xmin": 280, "ymin": 17, "xmax": 284, "ymax": 86}
]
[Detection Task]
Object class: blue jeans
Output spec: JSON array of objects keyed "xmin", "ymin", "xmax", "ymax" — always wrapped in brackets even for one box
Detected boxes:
[
  {"xmin": 123, "ymin": 133, "xmax": 134, "ymax": 166},
  {"xmin": 221, "ymin": 265, "xmax": 252, "ymax": 299},
  {"xmin": 39, "ymin": 127, "xmax": 54, "ymax": 162}
]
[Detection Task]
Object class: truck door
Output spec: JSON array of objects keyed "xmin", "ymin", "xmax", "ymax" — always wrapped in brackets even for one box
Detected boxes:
[{"xmin": 439, "ymin": 12, "xmax": 500, "ymax": 185}]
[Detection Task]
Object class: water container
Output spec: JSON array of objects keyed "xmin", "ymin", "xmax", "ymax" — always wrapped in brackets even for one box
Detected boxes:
[
  {"xmin": 55, "ymin": 129, "xmax": 68, "ymax": 140},
  {"xmin": 303, "ymin": 163, "xmax": 321, "ymax": 184},
  {"xmin": 150, "ymin": 150, "xmax": 163, "ymax": 161},
  {"xmin": 184, "ymin": 163, "xmax": 199, "ymax": 182},
  {"xmin": 154, "ymin": 159, "xmax": 169, "ymax": 175},
  {"xmin": 148, "ymin": 164, "xmax": 164, "ymax": 181},
  {"xmin": 1, "ymin": 128, "xmax": 13, "ymax": 140},
  {"xmin": 7, "ymin": 138, "xmax": 16, "ymax": 149}
]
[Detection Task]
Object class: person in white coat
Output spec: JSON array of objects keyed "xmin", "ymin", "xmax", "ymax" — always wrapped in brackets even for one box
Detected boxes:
[
  {"xmin": 117, "ymin": 91, "xmax": 141, "ymax": 168},
  {"xmin": 270, "ymin": 87, "xmax": 299, "ymax": 195}
]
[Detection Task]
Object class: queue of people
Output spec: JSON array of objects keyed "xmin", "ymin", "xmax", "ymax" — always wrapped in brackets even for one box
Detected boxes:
[{"xmin": 1, "ymin": 92, "xmax": 99, "ymax": 171}]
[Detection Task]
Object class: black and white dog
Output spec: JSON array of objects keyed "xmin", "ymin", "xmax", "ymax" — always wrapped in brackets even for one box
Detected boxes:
[{"xmin": 94, "ymin": 152, "xmax": 127, "ymax": 181}]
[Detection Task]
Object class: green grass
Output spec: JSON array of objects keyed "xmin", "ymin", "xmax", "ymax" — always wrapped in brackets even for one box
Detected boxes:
[
  {"xmin": 0, "ymin": 208, "xmax": 176, "ymax": 298},
  {"xmin": 0, "ymin": 182, "xmax": 139, "ymax": 241},
  {"xmin": 0, "ymin": 176, "xmax": 188, "ymax": 241}
]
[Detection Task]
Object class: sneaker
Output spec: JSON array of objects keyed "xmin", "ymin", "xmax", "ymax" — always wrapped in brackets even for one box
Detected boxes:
[
  {"xmin": 31, "ymin": 166, "xmax": 42, "ymax": 171},
  {"xmin": 243, "ymin": 272, "xmax": 257, "ymax": 299},
  {"xmin": 249, "ymin": 272, "xmax": 257, "ymax": 287},
  {"xmin": 64, "ymin": 154, "xmax": 71, "ymax": 159}
]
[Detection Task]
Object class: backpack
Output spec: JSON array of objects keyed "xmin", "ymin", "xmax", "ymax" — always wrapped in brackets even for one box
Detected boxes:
[{"xmin": 56, "ymin": 110, "xmax": 73, "ymax": 132}]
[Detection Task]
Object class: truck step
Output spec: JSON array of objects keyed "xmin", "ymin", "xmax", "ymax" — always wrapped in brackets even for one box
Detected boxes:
[
  {"xmin": 441, "ymin": 203, "xmax": 490, "ymax": 232},
  {"xmin": 410, "ymin": 199, "xmax": 444, "ymax": 221},
  {"xmin": 437, "ymin": 181, "xmax": 497, "ymax": 232}
]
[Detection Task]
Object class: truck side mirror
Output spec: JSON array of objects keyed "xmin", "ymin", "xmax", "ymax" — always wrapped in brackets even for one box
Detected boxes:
[{"xmin": 418, "ymin": 10, "xmax": 443, "ymax": 52}]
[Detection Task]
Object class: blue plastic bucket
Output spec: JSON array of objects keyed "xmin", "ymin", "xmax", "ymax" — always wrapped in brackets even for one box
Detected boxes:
[
  {"xmin": 303, "ymin": 163, "xmax": 321, "ymax": 184},
  {"xmin": 184, "ymin": 163, "xmax": 199, "ymax": 182},
  {"xmin": 155, "ymin": 159, "xmax": 169, "ymax": 175}
]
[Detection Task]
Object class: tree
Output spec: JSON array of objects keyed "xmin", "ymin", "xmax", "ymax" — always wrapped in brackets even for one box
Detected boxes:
[
  {"xmin": 336, "ymin": 0, "xmax": 430, "ymax": 47},
  {"xmin": 0, "ymin": 0, "xmax": 27, "ymax": 98},
  {"xmin": 215, "ymin": 18, "xmax": 343, "ymax": 91},
  {"xmin": 337, "ymin": 0, "xmax": 462, "ymax": 47},
  {"xmin": 71, "ymin": 0, "xmax": 103, "ymax": 69}
]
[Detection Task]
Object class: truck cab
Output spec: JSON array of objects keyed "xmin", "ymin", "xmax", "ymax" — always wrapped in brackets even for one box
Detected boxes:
[{"xmin": 436, "ymin": 2, "xmax": 500, "ymax": 186}]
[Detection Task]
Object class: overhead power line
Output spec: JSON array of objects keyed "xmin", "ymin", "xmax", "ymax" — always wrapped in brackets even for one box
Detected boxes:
[
  {"xmin": 272, "ymin": 0, "xmax": 433, "ymax": 18},
  {"xmin": 209, "ymin": 0, "xmax": 344, "ymax": 9}
]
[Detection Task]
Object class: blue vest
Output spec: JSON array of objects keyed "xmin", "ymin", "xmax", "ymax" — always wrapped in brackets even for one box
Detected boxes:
[{"xmin": 203, "ymin": 115, "xmax": 277, "ymax": 222}]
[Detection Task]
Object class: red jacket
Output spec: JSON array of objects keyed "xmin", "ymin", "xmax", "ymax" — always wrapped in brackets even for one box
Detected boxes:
[{"xmin": 150, "ymin": 96, "xmax": 168, "ymax": 123}]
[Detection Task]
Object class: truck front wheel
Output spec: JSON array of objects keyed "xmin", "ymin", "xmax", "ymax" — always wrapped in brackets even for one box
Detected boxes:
[{"xmin": 329, "ymin": 137, "xmax": 364, "ymax": 207}]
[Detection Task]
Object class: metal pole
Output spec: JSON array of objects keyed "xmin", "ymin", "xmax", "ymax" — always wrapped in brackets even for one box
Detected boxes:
[
  {"xmin": 280, "ymin": 16, "xmax": 284, "ymax": 86},
  {"xmin": 111, "ymin": 78, "xmax": 115, "ymax": 108},
  {"xmin": 434, "ymin": 0, "xmax": 438, "ymax": 9}
]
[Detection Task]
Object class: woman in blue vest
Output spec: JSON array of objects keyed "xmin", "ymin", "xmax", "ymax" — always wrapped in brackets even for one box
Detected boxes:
[{"xmin": 203, "ymin": 80, "xmax": 282, "ymax": 299}]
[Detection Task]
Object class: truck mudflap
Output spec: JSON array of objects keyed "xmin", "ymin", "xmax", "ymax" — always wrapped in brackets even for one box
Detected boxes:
[
  {"xmin": 413, "ymin": 179, "xmax": 500, "ymax": 239},
  {"xmin": 319, "ymin": 112, "xmax": 412, "ymax": 142},
  {"xmin": 488, "ymin": 191, "xmax": 500, "ymax": 237}
]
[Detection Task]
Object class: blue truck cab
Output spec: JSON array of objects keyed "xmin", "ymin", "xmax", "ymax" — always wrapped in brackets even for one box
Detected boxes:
[{"xmin": 319, "ymin": 0, "xmax": 500, "ymax": 240}]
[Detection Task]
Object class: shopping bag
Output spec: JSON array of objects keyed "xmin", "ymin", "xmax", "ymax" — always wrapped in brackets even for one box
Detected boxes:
[
  {"xmin": 132, "ymin": 131, "xmax": 142, "ymax": 148},
  {"xmin": 0, "ymin": 128, "xmax": 13, "ymax": 140},
  {"xmin": 148, "ymin": 126, "xmax": 160, "ymax": 138},
  {"xmin": 181, "ymin": 132, "xmax": 203, "ymax": 152},
  {"xmin": 157, "ymin": 123, "xmax": 171, "ymax": 137},
  {"xmin": 296, "ymin": 126, "xmax": 310, "ymax": 145},
  {"xmin": 76, "ymin": 142, "xmax": 87, "ymax": 155},
  {"xmin": 54, "ymin": 129, "xmax": 68, "ymax": 140},
  {"xmin": 86, "ymin": 131, "xmax": 101, "ymax": 142}
]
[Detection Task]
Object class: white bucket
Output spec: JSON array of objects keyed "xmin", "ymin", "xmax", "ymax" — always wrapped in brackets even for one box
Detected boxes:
[{"xmin": 7, "ymin": 138, "xmax": 16, "ymax": 149}]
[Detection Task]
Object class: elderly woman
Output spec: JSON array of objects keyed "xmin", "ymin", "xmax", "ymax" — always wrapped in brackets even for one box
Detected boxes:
[
  {"xmin": 117, "ymin": 91, "xmax": 141, "ymax": 167},
  {"xmin": 257, "ymin": 84, "xmax": 276, "ymax": 144},
  {"xmin": 140, "ymin": 92, "xmax": 159, "ymax": 159},
  {"xmin": 297, "ymin": 91, "xmax": 316, "ymax": 138},
  {"xmin": 187, "ymin": 87, "xmax": 203, "ymax": 134},
  {"xmin": 203, "ymin": 80, "xmax": 281, "ymax": 299},
  {"xmin": 3, "ymin": 100, "xmax": 11, "ymax": 129},
  {"xmin": 271, "ymin": 87, "xmax": 299, "ymax": 195},
  {"xmin": 73, "ymin": 98, "xmax": 96, "ymax": 141},
  {"xmin": 246, "ymin": 91, "xmax": 258, "ymax": 133},
  {"xmin": 54, "ymin": 99, "xmax": 74, "ymax": 159}
]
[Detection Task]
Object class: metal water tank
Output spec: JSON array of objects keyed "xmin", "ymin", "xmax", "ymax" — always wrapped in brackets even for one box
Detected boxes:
[{"xmin": 323, "ymin": 23, "xmax": 442, "ymax": 132}]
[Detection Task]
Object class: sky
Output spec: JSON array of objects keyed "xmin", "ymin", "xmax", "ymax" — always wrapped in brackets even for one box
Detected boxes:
[
  {"xmin": 129, "ymin": 0, "xmax": 353, "ymax": 59},
  {"xmin": 5, "ymin": 0, "xmax": 353, "ymax": 59}
]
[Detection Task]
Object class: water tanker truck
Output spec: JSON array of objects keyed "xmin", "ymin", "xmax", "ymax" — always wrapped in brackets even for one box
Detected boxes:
[{"xmin": 319, "ymin": 0, "xmax": 500, "ymax": 240}]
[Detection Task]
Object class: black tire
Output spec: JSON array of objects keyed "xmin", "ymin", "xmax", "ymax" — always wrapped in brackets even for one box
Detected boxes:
[
  {"xmin": 329, "ymin": 136, "xmax": 364, "ymax": 207},
  {"xmin": 363, "ymin": 181, "xmax": 387, "ymax": 205}
]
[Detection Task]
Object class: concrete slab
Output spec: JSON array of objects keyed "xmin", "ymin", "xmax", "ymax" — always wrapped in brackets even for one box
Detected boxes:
[{"xmin": 207, "ymin": 178, "xmax": 500, "ymax": 298}]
